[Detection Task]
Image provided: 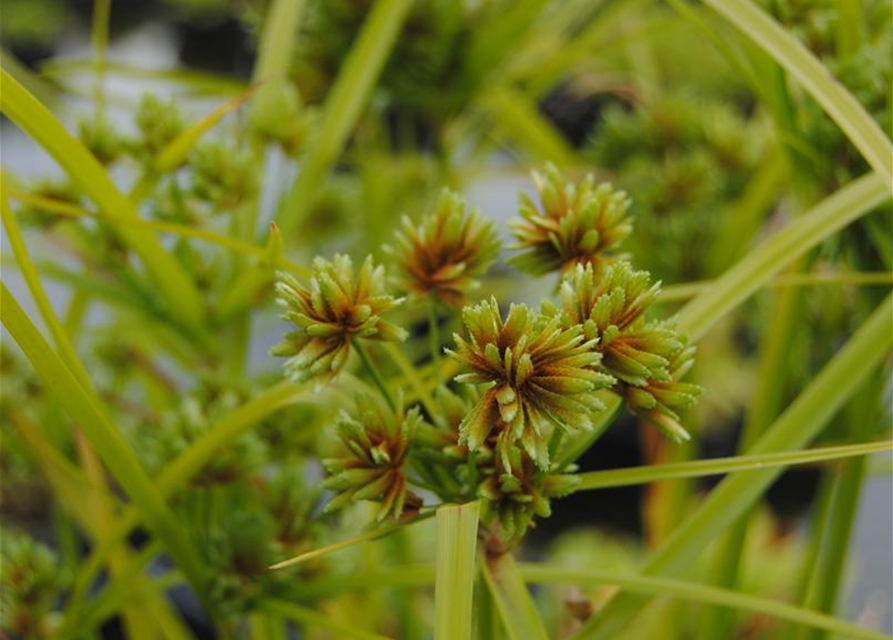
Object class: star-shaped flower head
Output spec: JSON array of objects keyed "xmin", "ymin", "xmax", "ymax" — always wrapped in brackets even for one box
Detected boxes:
[
  {"xmin": 322, "ymin": 393, "xmax": 423, "ymax": 522},
  {"xmin": 548, "ymin": 261, "xmax": 701, "ymax": 441},
  {"xmin": 624, "ymin": 342, "xmax": 702, "ymax": 443},
  {"xmin": 509, "ymin": 164, "xmax": 632, "ymax": 276},
  {"xmin": 478, "ymin": 443, "xmax": 579, "ymax": 548},
  {"xmin": 447, "ymin": 298, "xmax": 615, "ymax": 469},
  {"xmin": 272, "ymin": 254, "xmax": 408, "ymax": 383},
  {"xmin": 550, "ymin": 262, "xmax": 681, "ymax": 385},
  {"xmin": 387, "ymin": 188, "xmax": 500, "ymax": 306}
]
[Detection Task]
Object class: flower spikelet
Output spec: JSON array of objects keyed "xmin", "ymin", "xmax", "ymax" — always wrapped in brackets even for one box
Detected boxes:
[
  {"xmin": 552, "ymin": 261, "xmax": 680, "ymax": 386},
  {"xmin": 478, "ymin": 444, "xmax": 580, "ymax": 547},
  {"xmin": 624, "ymin": 342, "xmax": 702, "ymax": 443},
  {"xmin": 272, "ymin": 254, "xmax": 408, "ymax": 383},
  {"xmin": 509, "ymin": 164, "xmax": 632, "ymax": 276},
  {"xmin": 447, "ymin": 297, "xmax": 614, "ymax": 469},
  {"xmin": 322, "ymin": 393, "xmax": 422, "ymax": 522},
  {"xmin": 549, "ymin": 261, "xmax": 701, "ymax": 441},
  {"xmin": 387, "ymin": 188, "xmax": 500, "ymax": 306}
]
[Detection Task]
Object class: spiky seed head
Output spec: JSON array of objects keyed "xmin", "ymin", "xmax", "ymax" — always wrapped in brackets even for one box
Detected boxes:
[
  {"xmin": 447, "ymin": 297, "xmax": 614, "ymax": 469},
  {"xmin": 623, "ymin": 342, "xmax": 702, "ymax": 443},
  {"xmin": 387, "ymin": 188, "xmax": 501, "ymax": 306},
  {"xmin": 272, "ymin": 254, "xmax": 408, "ymax": 383},
  {"xmin": 550, "ymin": 261, "xmax": 701, "ymax": 441},
  {"xmin": 322, "ymin": 393, "xmax": 422, "ymax": 522},
  {"xmin": 509, "ymin": 164, "xmax": 632, "ymax": 276},
  {"xmin": 477, "ymin": 443, "xmax": 580, "ymax": 547}
]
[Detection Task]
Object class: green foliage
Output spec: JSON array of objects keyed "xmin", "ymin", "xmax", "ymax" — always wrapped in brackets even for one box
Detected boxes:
[{"xmin": 1, "ymin": 0, "xmax": 891, "ymax": 637}]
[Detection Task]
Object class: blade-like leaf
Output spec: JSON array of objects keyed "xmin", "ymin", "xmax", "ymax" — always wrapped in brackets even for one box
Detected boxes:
[
  {"xmin": 574, "ymin": 440, "xmax": 892, "ymax": 491},
  {"xmin": 435, "ymin": 502, "xmax": 481, "ymax": 640},
  {"xmin": 0, "ymin": 69, "xmax": 205, "ymax": 331},
  {"xmin": 278, "ymin": 0, "xmax": 415, "ymax": 235},
  {"xmin": 0, "ymin": 283, "xmax": 208, "ymax": 592},
  {"xmin": 523, "ymin": 564, "xmax": 888, "ymax": 640},
  {"xmin": 678, "ymin": 173, "xmax": 889, "ymax": 339},
  {"xmin": 483, "ymin": 553, "xmax": 550, "ymax": 640},
  {"xmin": 702, "ymin": 0, "xmax": 892, "ymax": 186},
  {"xmin": 572, "ymin": 291, "xmax": 893, "ymax": 639}
]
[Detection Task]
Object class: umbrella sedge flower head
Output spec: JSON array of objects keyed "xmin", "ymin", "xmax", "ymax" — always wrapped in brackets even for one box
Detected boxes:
[
  {"xmin": 272, "ymin": 254, "xmax": 408, "ymax": 383},
  {"xmin": 624, "ymin": 342, "xmax": 702, "ymax": 443},
  {"xmin": 478, "ymin": 444, "xmax": 580, "ymax": 547},
  {"xmin": 509, "ymin": 164, "xmax": 632, "ymax": 276},
  {"xmin": 548, "ymin": 261, "xmax": 701, "ymax": 441},
  {"xmin": 446, "ymin": 298, "xmax": 614, "ymax": 469},
  {"xmin": 387, "ymin": 188, "xmax": 500, "ymax": 306},
  {"xmin": 322, "ymin": 393, "xmax": 423, "ymax": 522}
]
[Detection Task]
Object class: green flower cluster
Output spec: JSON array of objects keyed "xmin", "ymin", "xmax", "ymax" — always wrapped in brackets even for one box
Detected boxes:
[
  {"xmin": 323, "ymin": 393, "xmax": 423, "ymax": 522},
  {"xmin": 272, "ymin": 254, "xmax": 407, "ymax": 383},
  {"xmin": 548, "ymin": 262, "xmax": 701, "ymax": 441},
  {"xmin": 1, "ymin": 530, "xmax": 65, "ymax": 639},
  {"xmin": 587, "ymin": 96, "xmax": 761, "ymax": 279},
  {"xmin": 272, "ymin": 167, "xmax": 700, "ymax": 545},
  {"xmin": 387, "ymin": 188, "xmax": 501, "ymax": 307},
  {"xmin": 509, "ymin": 164, "xmax": 632, "ymax": 276},
  {"xmin": 447, "ymin": 298, "xmax": 614, "ymax": 469}
]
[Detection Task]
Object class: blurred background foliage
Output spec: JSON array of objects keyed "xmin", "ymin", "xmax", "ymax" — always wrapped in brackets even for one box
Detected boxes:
[{"xmin": 1, "ymin": 0, "xmax": 891, "ymax": 638}]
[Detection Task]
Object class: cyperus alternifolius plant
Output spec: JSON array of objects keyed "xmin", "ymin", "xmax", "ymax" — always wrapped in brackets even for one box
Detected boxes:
[
  {"xmin": 447, "ymin": 298, "xmax": 615, "ymax": 469},
  {"xmin": 323, "ymin": 393, "xmax": 423, "ymax": 522},
  {"xmin": 387, "ymin": 188, "xmax": 501, "ymax": 306},
  {"xmin": 509, "ymin": 163, "xmax": 632, "ymax": 276},
  {"xmin": 271, "ymin": 254, "xmax": 408, "ymax": 383}
]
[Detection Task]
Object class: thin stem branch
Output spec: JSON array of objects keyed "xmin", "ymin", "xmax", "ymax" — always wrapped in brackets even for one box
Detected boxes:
[
  {"xmin": 352, "ymin": 338, "xmax": 397, "ymax": 411},
  {"xmin": 429, "ymin": 295, "xmax": 442, "ymax": 386}
]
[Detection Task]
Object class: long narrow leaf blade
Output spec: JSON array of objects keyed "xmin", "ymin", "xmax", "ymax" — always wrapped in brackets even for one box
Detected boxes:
[
  {"xmin": 0, "ymin": 69, "xmax": 205, "ymax": 331},
  {"xmin": 0, "ymin": 283, "xmax": 207, "ymax": 591},
  {"xmin": 702, "ymin": 0, "xmax": 893, "ymax": 186},
  {"xmin": 435, "ymin": 502, "xmax": 481, "ymax": 640},
  {"xmin": 572, "ymin": 291, "xmax": 893, "ymax": 639}
]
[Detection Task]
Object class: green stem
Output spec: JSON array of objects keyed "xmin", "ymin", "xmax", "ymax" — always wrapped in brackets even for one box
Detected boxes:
[
  {"xmin": 698, "ymin": 262, "xmax": 806, "ymax": 639},
  {"xmin": 352, "ymin": 338, "xmax": 397, "ymax": 412},
  {"xmin": 429, "ymin": 295, "xmax": 442, "ymax": 386}
]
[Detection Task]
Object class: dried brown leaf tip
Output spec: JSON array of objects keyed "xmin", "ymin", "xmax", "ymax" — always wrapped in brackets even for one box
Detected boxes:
[
  {"xmin": 446, "ymin": 298, "xmax": 614, "ymax": 469},
  {"xmin": 322, "ymin": 393, "xmax": 422, "ymax": 522},
  {"xmin": 387, "ymin": 188, "xmax": 500, "ymax": 306},
  {"xmin": 509, "ymin": 163, "xmax": 632, "ymax": 276},
  {"xmin": 272, "ymin": 254, "xmax": 407, "ymax": 383},
  {"xmin": 549, "ymin": 261, "xmax": 701, "ymax": 441}
]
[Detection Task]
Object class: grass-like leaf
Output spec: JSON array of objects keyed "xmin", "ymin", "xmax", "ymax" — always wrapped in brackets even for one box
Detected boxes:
[
  {"xmin": 522, "ymin": 564, "xmax": 888, "ymax": 640},
  {"xmin": 261, "ymin": 599, "xmax": 396, "ymax": 640},
  {"xmin": 571, "ymin": 290, "xmax": 893, "ymax": 639},
  {"xmin": 278, "ymin": 0, "xmax": 415, "ymax": 235},
  {"xmin": 701, "ymin": 0, "xmax": 892, "ymax": 186},
  {"xmin": 435, "ymin": 502, "xmax": 481, "ymax": 640},
  {"xmin": 0, "ymin": 69, "xmax": 205, "ymax": 332},
  {"xmin": 0, "ymin": 283, "xmax": 208, "ymax": 593},
  {"xmin": 574, "ymin": 440, "xmax": 892, "ymax": 491},
  {"xmin": 677, "ymin": 172, "xmax": 889, "ymax": 339},
  {"xmin": 483, "ymin": 553, "xmax": 550, "ymax": 640}
]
